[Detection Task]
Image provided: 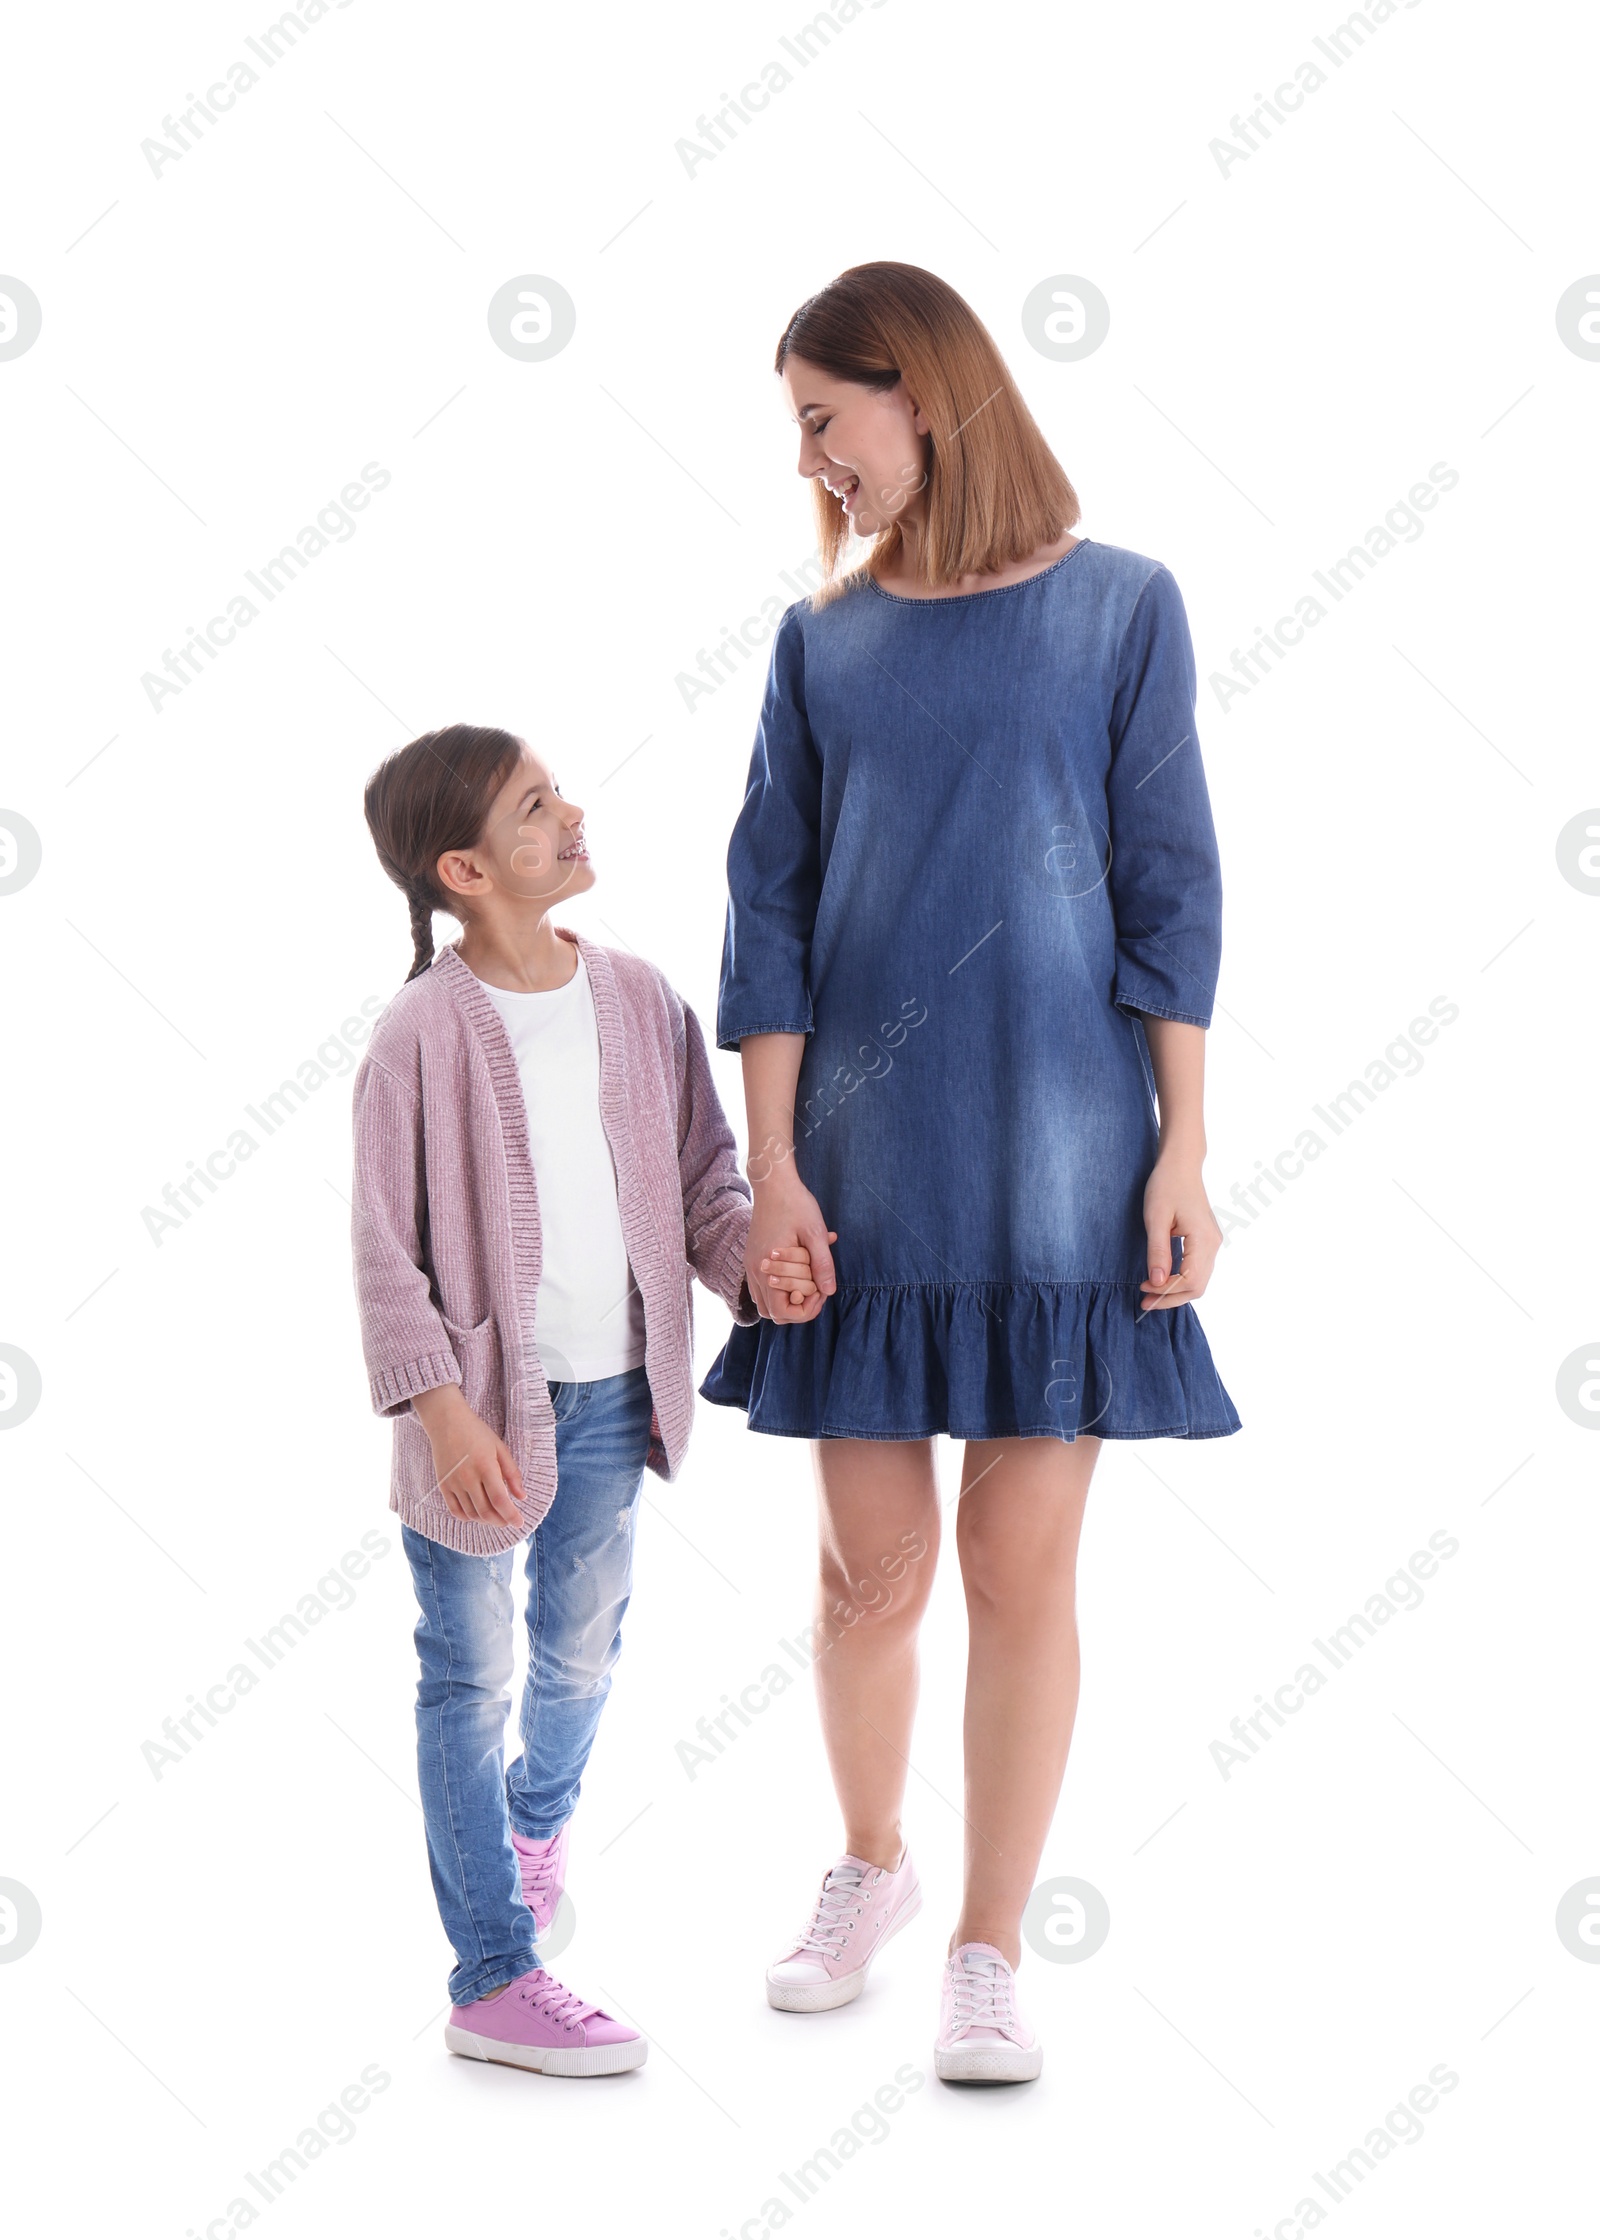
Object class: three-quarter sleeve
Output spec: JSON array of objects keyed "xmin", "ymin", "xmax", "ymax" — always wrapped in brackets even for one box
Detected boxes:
[
  {"xmin": 716, "ymin": 606, "xmax": 824, "ymax": 1052},
  {"xmin": 672, "ymin": 994, "xmax": 759, "ymax": 1325},
  {"xmin": 350, "ymin": 1032, "xmax": 462, "ymax": 1415},
  {"xmin": 1104, "ymin": 564, "xmax": 1224, "ymax": 1029}
]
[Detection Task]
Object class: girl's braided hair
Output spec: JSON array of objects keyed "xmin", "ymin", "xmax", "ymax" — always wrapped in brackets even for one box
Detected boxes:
[{"xmin": 362, "ymin": 725, "xmax": 523, "ymax": 982}]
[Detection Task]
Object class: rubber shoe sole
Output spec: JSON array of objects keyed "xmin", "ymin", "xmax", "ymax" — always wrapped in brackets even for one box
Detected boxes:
[
  {"xmin": 766, "ymin": 1884, "xmax": 923, "ymax": 2013},
  {"xmin": 444, "ymin": 2024, "xmax": 647, "ymax": 2076},
  {"xmin": 934, "ymin": 2036, "xmax": 1043, "ymax": 2083}
]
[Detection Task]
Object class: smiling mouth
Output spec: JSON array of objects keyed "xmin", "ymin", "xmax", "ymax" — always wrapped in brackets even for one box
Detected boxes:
[
  {"xmin": 824, "ymin": 474, "xmax": 860, "ymax": 505},
  {"xmin": 557, "ymin": 834, "xmax": 589, "ymax": 862}
]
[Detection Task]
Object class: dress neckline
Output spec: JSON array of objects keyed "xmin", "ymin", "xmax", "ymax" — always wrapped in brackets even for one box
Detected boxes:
[{"xmin": 865, "ymin": 537, "xmax": 1091, "ymax": 608}]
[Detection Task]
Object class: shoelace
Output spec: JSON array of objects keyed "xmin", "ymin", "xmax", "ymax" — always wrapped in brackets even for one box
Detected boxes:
[
  {"xmin": 517, "ymin": 1971, "xmax": 600, "ymax": 2030},
  {"xmin": 793, "ymin": 1862, "xmax": 873, "ymax": 1958},
  {"xmin": 948, "ymin": 1952, "xmax": 1023, "ymax": 2039},
  {"xmin": 519, "ymin": 1847, "xmax": 561, "ymax": 1910}
]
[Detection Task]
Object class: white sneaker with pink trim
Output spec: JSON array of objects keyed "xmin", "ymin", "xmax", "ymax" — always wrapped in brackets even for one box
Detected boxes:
[
  {"xmin": 935, "ymin": 1942, "xmax": 1042, "ymax": 2081},
  {"xmin": 766, "ymin": 1849, "xmax": 922, "ymax": 2012}
]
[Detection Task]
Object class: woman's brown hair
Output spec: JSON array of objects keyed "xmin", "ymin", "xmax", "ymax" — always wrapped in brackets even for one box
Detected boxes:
[
  {"xmin": 774, "ymin": 261, "xmax": 1079, "ymax": 603},
  {"xmin": 363, "ymin": 724, "xmax": 523, "ymax": 981}
]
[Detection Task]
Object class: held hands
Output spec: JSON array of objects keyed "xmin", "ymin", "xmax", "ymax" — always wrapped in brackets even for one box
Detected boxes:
[
  {"xmin": 1139, "ymin": 1150, "xmax": 1223, "ymax": 1313},
  {"xmin": 757, "ymin": 1236, "xmax": 836, "ymax": 1312},
  {"xmin": 412, "ymin": 1384, "xmax": 525, "ymax": 1525},
  {"xmin": 746, "ymin": 1176, "xmax": 837, "ymax": 1324}
]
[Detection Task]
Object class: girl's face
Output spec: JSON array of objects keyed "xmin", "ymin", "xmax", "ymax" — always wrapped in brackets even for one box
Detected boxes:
[
  {"xmin": 781, "ymin": 354, "xmax": 932, "ymax": 538},
  {"xmin": 438, "ymin": 742, "xmax": 593, "ymax": 908}
]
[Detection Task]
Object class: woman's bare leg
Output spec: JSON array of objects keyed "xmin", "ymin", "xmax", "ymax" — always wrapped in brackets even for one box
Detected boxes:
[
  {"xmin": 950, "ymin": 1435, "xmax": 1099, "ymax": 1965},
  {"xmin": 808, "ymin": 1437, "xmax": 941, "ymax": 1870}
]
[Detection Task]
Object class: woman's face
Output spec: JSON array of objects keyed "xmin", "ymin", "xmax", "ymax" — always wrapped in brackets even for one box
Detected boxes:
[{"xmin": 781, "ymin": 354, "xmax": 931, "ymax": 538}]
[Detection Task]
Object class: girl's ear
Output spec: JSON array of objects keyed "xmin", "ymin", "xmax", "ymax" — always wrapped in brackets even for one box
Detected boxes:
[{"xmin": 435, "ymin": 846, "xmax": 482, "ymax": 900}]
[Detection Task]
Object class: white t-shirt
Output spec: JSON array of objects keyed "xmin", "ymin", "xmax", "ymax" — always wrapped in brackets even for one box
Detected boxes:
[{"xmin": 474, "ymin": 951, "xmax": 648, "ymax": 1383}]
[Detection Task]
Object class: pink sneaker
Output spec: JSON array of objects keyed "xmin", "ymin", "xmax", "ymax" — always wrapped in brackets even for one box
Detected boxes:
[
  {"xmin": 766, "ymin": 1849, "xmax": 922, "ymax": 2012},
  {"xmin": 935, "ymin": 1942, "xmax": 1042, "ymax": 2081},
  {"xmin": 511, "ymin": 1825, "xmax": 568, "ymax": 1936},
  {"xmin": 444, "ymin": 1968, "xmax": 646, "ymax": 2077}
]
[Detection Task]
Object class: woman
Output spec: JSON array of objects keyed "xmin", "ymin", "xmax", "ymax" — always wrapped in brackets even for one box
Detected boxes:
[{"xmin": 701, "ymin": 262, "xmax": 1241, "ymax": 2083}]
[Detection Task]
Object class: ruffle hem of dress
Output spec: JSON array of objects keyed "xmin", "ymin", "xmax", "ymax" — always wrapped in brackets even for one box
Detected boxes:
[{"xmin": 700, "ymin": 1280, "xmax": 1242, "ymax": 1443}]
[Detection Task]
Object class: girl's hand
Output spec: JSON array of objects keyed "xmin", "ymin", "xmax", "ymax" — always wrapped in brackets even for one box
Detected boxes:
[
  {"xmin": 759, "ymin": 1241, "xmax": 830, "ymax": 1310},
  {"xmin": 746, "ymin": 1178, "xmax": 837, "ymax": 1323},
  {"xmin": 412, "ymin": 1385, "xmax": 525, "ymax": 1524},
  {"xmin": 1139, "ymin": 1153, "xmax": 1222, "ymax": 1312}
]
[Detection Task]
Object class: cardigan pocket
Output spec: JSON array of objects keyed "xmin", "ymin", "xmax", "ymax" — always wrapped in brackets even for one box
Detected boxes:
[{"xmin": 440, "ymin": 1311, "xmax": 505, "ymax": 1433}]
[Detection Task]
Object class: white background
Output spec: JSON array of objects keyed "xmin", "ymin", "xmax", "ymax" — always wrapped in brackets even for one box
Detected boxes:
[{"xmin": 2, "ymin": 1, "xmax": 1596, "ymax": 2233}]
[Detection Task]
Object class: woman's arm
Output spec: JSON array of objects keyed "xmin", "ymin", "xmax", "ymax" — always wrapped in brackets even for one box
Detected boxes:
[
  {"xmin": 714, "ymin": 609, "xmax": 835, "ymax": 1319},
  {"xmin": 740, "ymin": 1032, "xmax": 837, "ymax": 1323},
  {"xmin": 1138, "ymin": 1016, "xmax": 1222, "ymax": 1311},
  {"xmin": 1097, "ymin": 565, "xmax": 1227, "ymax": 1313}
]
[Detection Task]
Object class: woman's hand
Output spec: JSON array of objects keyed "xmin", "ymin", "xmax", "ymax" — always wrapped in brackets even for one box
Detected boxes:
[
  {"xmin": 746, "ymin": 1177, "xmax": 837, "ymax": 1324},
  {"xmin": 412, "ymin": 1385, "xmax": 526, "ymax": 1524},
  {"xmin": 737, "ymin": 1035, "xmax": 837, "ymax": 1323},
  {"xmin": 1139, "ymin": 1152, "xmax": 1222, "ymax": 1312}
]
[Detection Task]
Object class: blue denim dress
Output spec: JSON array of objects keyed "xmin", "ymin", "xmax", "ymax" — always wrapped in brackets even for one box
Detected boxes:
[{"xmin": 701, "ymin": 538, "xmax": 1241, "ymax": 1443}]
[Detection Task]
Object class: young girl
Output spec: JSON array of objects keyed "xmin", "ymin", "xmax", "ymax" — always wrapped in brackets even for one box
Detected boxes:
[
  {"xmin": 351, "ymin": 723, "xmax": 814, "ymax": 2077},
  {"xmin": 701, "ymin": 264, "xmax": 1242, "ymax": 2082}
]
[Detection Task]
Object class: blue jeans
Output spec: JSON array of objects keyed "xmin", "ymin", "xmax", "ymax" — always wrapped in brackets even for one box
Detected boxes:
[{"xmin": 401, "ymin": 1366, "xmax": 653, "ymax": 2005}]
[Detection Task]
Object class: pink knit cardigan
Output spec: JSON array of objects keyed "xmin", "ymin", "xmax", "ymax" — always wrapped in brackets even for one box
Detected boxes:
[{"xmin": 350, "ymin": 930, "xmax": 757, "ymax": 1554}]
